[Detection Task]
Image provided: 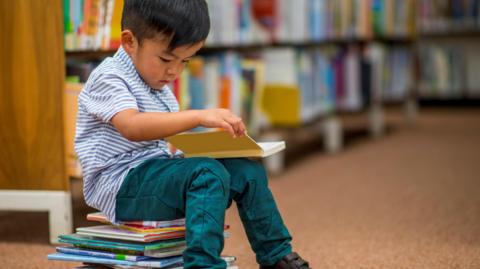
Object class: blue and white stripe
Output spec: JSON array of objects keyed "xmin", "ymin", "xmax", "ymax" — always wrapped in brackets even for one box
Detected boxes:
[{"xmin": 75, "ymin": 47, "xmax": 181, "ymax": 223}]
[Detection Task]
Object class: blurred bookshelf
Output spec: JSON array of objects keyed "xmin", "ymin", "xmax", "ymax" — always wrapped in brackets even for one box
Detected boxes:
[
  {"xmin": 66, "ymin": 37, "xmax": 415, "ymax": 57},
  {"xmin": 416, "ymin": 0, "xmax": 480, "ymax": 102},
  {"xmin": 63, "ymin": 0, "xmax": 420, "ymax": 174},
  {"xmin": 419, "ymin": 29, "xmax": 480, "ymax": 38}
]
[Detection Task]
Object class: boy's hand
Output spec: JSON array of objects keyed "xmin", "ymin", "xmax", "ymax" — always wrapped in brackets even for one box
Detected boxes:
[
  {"xmin": 168, "ymin": 142, "xmax": 177, "ymax": 154},
  {"xmin": 198, "ymin": 109, "xmax": 246, "ymax": 137}
]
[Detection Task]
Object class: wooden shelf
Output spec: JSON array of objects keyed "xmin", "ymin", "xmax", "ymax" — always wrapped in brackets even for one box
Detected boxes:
[
  {"xmin": 65, "ymin": 37, "xmax": 415, "ymax": 59},
  {"xmin": 419, "ymin": 97, "xmax": 480, "ymax": 107},
  {"xmin": 66, "ymin": 49, "xmax": 117, "ymax": 60},
  {"xmin": 200, "ymin": 37, "xmax": 414, "ymax": 53},
  {"xmin": 419, "ymin": 29, "xmax": 480, "ymax": 39}
]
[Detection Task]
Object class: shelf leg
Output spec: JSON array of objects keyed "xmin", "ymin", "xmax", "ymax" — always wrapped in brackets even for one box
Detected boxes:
[
  {"xmin": 323, "ymin": 116, "xmax": 343, "ymax": 154},
  {"xmin": 261, "ymin": 132, "xmax": 285, "ymax": 175},
  {"xmin": 369, "ymin": 104, "xmax": 385, "ymax": 139},
  {"xmin": 405, "ymin": 97, "xmax": 418, "ymax": 124},
  {"xmin": 48, "ymin": 192, "xmax": 73, "ymax": 244},
  {"xmin": 264, "ymin": 150, "xmax": 285, "ymax": 175}
]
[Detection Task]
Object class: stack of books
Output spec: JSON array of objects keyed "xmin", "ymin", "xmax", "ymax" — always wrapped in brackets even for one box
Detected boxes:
[{"xmin": 48, "ymin": 212, "xmax": 238, "ymax": 269}]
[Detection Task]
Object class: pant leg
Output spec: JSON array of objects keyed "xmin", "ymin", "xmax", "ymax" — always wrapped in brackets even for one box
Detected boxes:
[
  {"xmin": 218, "ymin": 158, "xmax": 292, "ymax": 266},
  {"xmin": 116, "ymin": 157, "xmax": 231, "ymax": 269}
]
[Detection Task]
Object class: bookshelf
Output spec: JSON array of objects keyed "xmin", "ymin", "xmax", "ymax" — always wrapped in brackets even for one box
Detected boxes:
[
  {"xmin": 0, "ymin": 0, "xmax": 72, "ymax": 243},
  {"xmin": 62, "ymin": 0, "xmax": 418, "ymax": 173},
  {"xmin": 416, "ymin": 0, "xmax": 480, "ymax": 102},
  {"xmin": 419, "ymin": 30, "xmax": 480, "ymax": 38},
  {"xmin": 65, "ymin": 37, "xmax": 415, "ymax": 57}
]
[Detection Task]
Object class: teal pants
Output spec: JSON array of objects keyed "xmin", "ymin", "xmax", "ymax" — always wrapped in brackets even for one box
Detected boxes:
[{"xmin": 116, "ymin": 157, "xmax": 292, "ymax": 268}]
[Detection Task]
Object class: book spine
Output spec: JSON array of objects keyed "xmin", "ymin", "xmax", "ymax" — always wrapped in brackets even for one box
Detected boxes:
[
  {"xmin": 56, "ymin": 246, "xmax": 143, "ymax": 261},
  {"xmin": 136, "ymin": 256, "xmax": 183, "ymax": 267},
  {"xmin": 48, "ymin": 253, "xmax": 135, "ymax": 266}
]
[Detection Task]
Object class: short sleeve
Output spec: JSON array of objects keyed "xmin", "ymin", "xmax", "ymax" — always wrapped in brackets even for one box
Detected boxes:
[{"xmin": 80, "ymin": 74, "xmax": 138, "ymax": 123}]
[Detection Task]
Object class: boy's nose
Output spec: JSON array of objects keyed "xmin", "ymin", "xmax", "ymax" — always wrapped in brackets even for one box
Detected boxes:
[
  {"xmin": 166, "ymin": 68, "xmax": 175, "ymax": 75},
  {"xmin": 166, "ymin": 66, "xmax": 180, "ymax": 77}
]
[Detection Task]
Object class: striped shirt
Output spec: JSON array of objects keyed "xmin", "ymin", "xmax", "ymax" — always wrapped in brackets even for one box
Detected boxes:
[{"xmin": 75, "ymin": 46, "xmax": 181, "ymax": 223}]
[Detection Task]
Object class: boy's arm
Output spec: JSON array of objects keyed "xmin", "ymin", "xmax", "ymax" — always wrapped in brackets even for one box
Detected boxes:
[{"xmin": 111, "ymin": 108, "xmax": 246, "ymax": 142}]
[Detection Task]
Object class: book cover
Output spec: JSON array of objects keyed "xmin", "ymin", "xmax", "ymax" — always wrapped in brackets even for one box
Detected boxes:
[
  {"xmin": 240, "ymin": 59, "xmax": 266, "ymax": 135},
  {"xmin": 87, "ymin": 212, "xmax": 230, "ymax": 235},
  {"xmin": 109, "ymin": 0, "xmax": 123, "ymax": 49},
  {"xmin": 165, "ymin": 130, "xmax": 286, "ymax": 159},
  {"xmin": 56, "ymin": 246, "xmax": 150, "ymax": 261},
  {"xmin": 58, "ymin": 234, "xmax": 186, "ymax": 252},
  {"xmin": 143, "ymin": 246, "xmax": 186, "ymax": 258},
  {"xmin": 87, "ymin": 212, "xmax": 186, "ymax": 229},
  {"xmin": 76, "ymin": 225, "xmax": 185, "ymax": 243},
  {"xmin": 116, "ymin": 224, "xmax": 185, "ymax": 234},
  {"xmin": 48, "ymin": 253, "xmax": 183, "ymax": 268}
]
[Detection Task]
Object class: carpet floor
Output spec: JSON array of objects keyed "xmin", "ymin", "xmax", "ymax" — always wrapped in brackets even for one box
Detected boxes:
[{"xmin": 1, "ymin": 108, "xmax": 479, "ymax": 269}]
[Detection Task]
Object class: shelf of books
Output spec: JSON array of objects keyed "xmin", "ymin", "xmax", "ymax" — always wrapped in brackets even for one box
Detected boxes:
[
  {"xmin": 63, "ymin": 0, "xmax": 417, "ymax": 174},
  {"xmin": 417, "ymin": 0, "xmax": 480, "ymax": 102}
]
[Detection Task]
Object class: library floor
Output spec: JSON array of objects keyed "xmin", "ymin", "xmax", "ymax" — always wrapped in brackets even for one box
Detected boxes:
[{"xmin": 1, "ymin": 108, "xmax": 480, "ymax": 269}]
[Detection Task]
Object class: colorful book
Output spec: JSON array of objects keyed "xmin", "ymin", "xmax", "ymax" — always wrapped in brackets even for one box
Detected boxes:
[
  {"xmin": 86, "ymin": 212, "xmax": 229, "ymax": 234},
  {"xmin": 165, "ymin": 130, "xmax": 286, "ymax": 158},
  {"xmin": 48, "ymin": 253, "xmax": 183, "ymax": 268},
  {"xmin": 87, "ymin": 212, "xmax": 186, "ymax": 229},
  {"xmin": 117, "ymin": 224, "xmax": 185, "ymax": 234},
  {"xmin": 143, "ymin": 246, "xmax": 185, "ymax": 258},
  {"xmin": 73, "ymin": 244, "xmax": 185, "ymax": 258},
  {"xmin": 56, "ymin": 246, "xmax": 150, "ymax": 261},
  {"xmin": 59, "ymin": 234, "xmax": 186, "ymax": 253},
  {"xmin": 108, "ymin": 265, "xmax": 238, "ymax": 269},
  {"xmin": 75, "ymin": 264, "xmax": 112, "ymax": 269},
  {"xmin": 102, "ymin": 256, "xmax": 237, "ymax": 269},
  {"xmin": 76, "ymin": 225, "xmax": 185, "ymax": 243}
]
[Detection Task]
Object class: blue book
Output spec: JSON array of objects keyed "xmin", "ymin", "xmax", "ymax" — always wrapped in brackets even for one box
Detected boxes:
[
  {"xmin": 309, "ymin": 0, "xmax": 326, "ymax": 40},
  {"xmin": 48, "ymin": 253, "xmax": 183, "ymax": 268},
  {"xmin": 56, "ymin": 246, "xmax": 150, "ymax": 261}
]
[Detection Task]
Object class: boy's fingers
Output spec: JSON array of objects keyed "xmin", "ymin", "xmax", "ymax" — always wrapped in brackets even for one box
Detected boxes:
[
  {"xmin": 235, "ymin": 120, "xmax": 246, "ymax": 137},
  {"xmin": 220, "ymin": 111, "xmax": 245, "ymax": 137},
  {"xmin": 232, "ymin": 122, "xmax": 241, "ymax": 136},
  {"xmin": 223, "ymin": 117, "xmax": 237, "ymax": 134},
  {"xmin": 221, "ymin": 122, "xmax": 235, "ymax": 137},
  {"xmin": 168, "ymin": 143, "xmax": 177, "ymax": 154},
  {"xmin": 226, "ymin": 116, "xmax": 244, "ymax": 136},
  {"xmin": 239, "ymin": 121, "xmax": 246, "ymax": 136}
]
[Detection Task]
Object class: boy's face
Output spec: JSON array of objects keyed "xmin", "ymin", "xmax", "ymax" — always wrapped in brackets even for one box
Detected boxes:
[{"xmin": 122, "ymin": 31, "xmax": 203, "ymax": 90}]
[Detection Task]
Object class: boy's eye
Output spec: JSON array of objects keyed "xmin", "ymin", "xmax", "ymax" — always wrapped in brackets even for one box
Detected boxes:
[
  {"xmin": 159, "ymin": 57, "xmax": 172, "ymax": 63},
  {"xmin": 182, "ymin": 60, "xmax": 190, "ymax": 65}
]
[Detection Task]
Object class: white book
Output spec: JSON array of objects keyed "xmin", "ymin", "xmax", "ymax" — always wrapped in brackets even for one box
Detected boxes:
[
  {"xmin": 263, "ymin": 48, "xmax": 298, "ymax": 86},
  {"xmin": 343, "ymin": 45, "xmax": 362, "ymax": 111}
]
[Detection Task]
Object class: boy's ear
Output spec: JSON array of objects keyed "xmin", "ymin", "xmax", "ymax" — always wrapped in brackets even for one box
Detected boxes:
[{"xmin": 121, "ymin": 30, "xmax": 137, "ymax": 54}]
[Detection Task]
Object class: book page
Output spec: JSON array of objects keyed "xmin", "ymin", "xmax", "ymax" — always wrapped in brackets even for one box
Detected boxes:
[{"xmin": 258, "ymin": 141, "xmax": 286, "ymax": 157}]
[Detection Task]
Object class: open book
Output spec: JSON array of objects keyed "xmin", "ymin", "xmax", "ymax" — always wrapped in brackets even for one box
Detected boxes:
[{"xmin": 165, "ymin": 130, "xmax": 286, "ymax": 158}]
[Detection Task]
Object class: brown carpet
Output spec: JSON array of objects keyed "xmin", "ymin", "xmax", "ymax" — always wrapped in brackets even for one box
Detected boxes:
[{"xmin": 1, "ymin": 108, "xmax": 480, "ymax": 268}]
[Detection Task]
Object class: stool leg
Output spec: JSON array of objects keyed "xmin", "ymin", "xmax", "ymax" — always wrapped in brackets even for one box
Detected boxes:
[{"xmin": 48, "ymin": 191, "xmax": 73, "ymax": 244}]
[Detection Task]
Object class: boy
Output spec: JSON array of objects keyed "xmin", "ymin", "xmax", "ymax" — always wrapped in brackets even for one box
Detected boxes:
[{"xmin": 75, "ymin": 1, "xmax": 311, "ymax": 268}]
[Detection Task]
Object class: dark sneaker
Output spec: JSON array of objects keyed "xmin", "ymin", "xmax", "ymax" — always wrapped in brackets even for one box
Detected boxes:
[{"xmin": 260, "ymin": 252, "xmax": 311, "ymax": 269}]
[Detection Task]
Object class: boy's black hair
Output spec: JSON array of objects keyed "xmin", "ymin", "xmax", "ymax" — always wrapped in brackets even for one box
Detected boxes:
[{"xmin": 121, "ymin": 0, "xmax": 210, "ymax": 49}]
